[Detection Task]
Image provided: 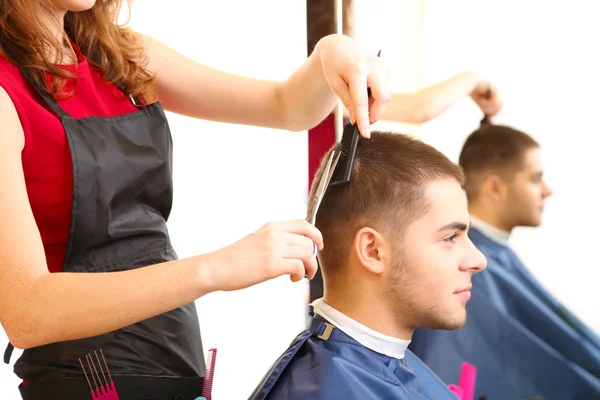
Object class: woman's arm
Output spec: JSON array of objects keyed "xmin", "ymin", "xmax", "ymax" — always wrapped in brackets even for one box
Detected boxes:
[
  {"xmin": 0, "ymin": 88, "xmax": 322, "ymax": 350},
  {"xmin": 381, "ymin": 72, "xmax": 502, "ymax": 124},
  {"xmin": 138, "ymin": 33, "xmax": 389, "ymax": 137}
]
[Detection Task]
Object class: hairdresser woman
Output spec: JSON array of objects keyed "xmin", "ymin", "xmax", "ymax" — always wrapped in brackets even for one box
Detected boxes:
[{"xmin": 0, "ymin": 1, "xmax": 390, "ymax": 399}]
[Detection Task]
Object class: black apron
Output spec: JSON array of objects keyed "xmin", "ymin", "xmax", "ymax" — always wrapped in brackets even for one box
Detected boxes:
[{"xmin": 4, "ymin": 64, "xmax": 205, "ymax": 400}]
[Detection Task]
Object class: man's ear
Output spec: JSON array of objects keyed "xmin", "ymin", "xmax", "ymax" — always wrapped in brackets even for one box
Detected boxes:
[
  {"xmin": 482, "ymin": 173, "xmax": 508, "ymax": 200},
  {"xmin": 353, "ymin": 227, "xmax": 388, "ymax": 275}
]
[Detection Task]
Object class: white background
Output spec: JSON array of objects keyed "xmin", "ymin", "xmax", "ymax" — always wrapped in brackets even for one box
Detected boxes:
[{"xmin": 2, "ymin": 1, "xmax": 600, "ymax": 399}]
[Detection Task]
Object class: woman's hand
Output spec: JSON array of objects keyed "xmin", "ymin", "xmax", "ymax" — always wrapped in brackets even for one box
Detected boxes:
[
  {"xmin": 203, "ymin": 220, "xmax": 324, "ymax": 292},
  {"xmin": 470, "ymin": 81, "xmax": 503, "ymax": 120},
  {"xmin": 317, "ymin": 34, "xmax": 391, "ymax": 138}
]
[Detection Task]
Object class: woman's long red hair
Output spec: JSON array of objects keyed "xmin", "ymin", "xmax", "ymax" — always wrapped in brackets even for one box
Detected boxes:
[{"xmin": 0, "ymin": 0, "xmax": 156, "ymax": 99}]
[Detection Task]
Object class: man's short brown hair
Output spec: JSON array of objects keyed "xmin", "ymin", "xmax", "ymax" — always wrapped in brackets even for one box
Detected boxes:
[
  {"xmin": 459, "ymin": 125, "xmax": 539, "ymax": 201},
  {"xmin": 309, "ymin": 131, "xmax": 464, "ymax": 284}
]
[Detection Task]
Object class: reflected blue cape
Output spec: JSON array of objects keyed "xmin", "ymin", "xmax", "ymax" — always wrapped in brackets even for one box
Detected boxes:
[
  {"xmin": 249, "ymin": 314, "xmax": 458, "ymax": 399},
  {"xmin": 409, "ymin": 227, "xmax": 600, "ymax": 399}
]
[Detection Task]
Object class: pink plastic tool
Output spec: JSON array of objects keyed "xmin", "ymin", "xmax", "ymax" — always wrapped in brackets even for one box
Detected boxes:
[
  {"xmin": 200, "ymin": 348, "xmax": 218, "ymax": 400},
  {"xmin": 458, "ymin": 362, "xmax": 477, "ymax": 400},
  {"xmin": 448, "ymin": 383, "xmax": 464, "ymax": 399},
  {"xmin": 78, "ymin": 350, "xmax": 120, "ymax": 400}
]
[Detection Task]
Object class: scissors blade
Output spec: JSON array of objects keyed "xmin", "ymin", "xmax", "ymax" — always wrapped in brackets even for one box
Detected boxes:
[{"xmin": 306, "ymin": 150, "xmax": 341, "ymax": 225}]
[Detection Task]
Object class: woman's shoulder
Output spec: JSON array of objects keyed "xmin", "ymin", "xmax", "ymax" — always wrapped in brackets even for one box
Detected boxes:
[
  {"xmin": 0, "ymin": 55, "xmax": 26, "ymax": 93},
  {"xmin": 0, "ymin": 56, "xmax": 33, "ymax": 122}
]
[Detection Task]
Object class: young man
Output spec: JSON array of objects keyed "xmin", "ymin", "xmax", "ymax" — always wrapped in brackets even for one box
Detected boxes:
[
  {"xmin": 410, "ymin": 124, "xmax": 600, "ymax": 399},
  {"xmin": 306, "ymin": 0, "xmax": 502, "ymax": 303},
  {"xmin": 249, "ymin": 130, "xmax": 487, "ymax": 399}
]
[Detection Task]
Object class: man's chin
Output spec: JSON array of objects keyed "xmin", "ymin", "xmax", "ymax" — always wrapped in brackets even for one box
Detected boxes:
[
  {"xmin": 419, "ymin": 314, "xmax": 467, "ymax": 331},
  {"xmin": 439, "ymin": 319, "xmax": 466, "ymax": 331},
  {"xmin": 528, "ymin": 211, "xmax": 545, "ymax": 227},
  {"xmin": 517, "ymin": 217, "xmax": 542, "ymax": 228}
]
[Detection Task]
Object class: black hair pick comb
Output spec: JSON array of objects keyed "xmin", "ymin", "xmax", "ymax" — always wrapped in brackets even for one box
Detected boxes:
[
  {"xmin": 480, "ymin": 86, "xmax": 493, "ymax": 126},
  {"xmin": 329, "ymin": 122, "xmax": 361, "ymax": 186}
]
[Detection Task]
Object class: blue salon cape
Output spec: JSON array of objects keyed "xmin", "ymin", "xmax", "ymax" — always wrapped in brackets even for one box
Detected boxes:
[
  {"xmin": 409, "ymin": 227, "xmax": 600, "ymax": 399},
  {"xmin": 249, "ymin": 315, "xmax": 458, "ymax": 399}
]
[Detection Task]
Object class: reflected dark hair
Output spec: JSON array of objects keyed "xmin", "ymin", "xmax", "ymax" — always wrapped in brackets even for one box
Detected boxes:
[{"xmin": 459, "ymin": 124, "xmax": 539, "ymax": 200}]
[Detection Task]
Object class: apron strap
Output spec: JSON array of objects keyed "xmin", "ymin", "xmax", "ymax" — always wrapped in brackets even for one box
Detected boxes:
[
  {"xmin": 18, "ymin": 67, "xmax": 72, "ymax": 119},
  {"xmin": 2, "ymin": 43, "xmax": 70, "ymax": 117},
  {"xmin": 4, "ymin": 43, "xmax": 148, "ymax": 118},
  {"xmin": 3, "ymin": 342, "xmax": 14, "ymax": 364},
  {"xmin": 89, "ymin": 50, "xmax": 148, "ymax": 108}
]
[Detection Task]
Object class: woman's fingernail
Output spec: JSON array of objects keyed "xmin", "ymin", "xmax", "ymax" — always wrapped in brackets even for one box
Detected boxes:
[{"xmin": 364, "ymin": 127, "xmax": 371, "ymax": 138}]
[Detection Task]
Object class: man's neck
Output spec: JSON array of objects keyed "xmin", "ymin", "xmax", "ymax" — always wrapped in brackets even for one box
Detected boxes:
[
  {"xmin": 468, "ymin": 201, "xmax": 513, "ymax": 233},
  {"xmin": 470, "ymin": 214, "xmax": 511, "ymax": 246},
  {"xmin": 323, "ymin": 291, "xmax": 413, "ymax": 341},
  {"xmin": 313, "ymin": 298, "xmax": 411, "ymax": 359}
]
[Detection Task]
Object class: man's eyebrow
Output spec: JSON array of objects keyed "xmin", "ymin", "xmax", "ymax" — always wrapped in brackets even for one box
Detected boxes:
[{"xmin": 437, "ymin": 221, "xmax": 470, "ymax": 232}]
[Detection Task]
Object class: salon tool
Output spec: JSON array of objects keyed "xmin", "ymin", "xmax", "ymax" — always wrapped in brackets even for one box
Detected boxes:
[
  {"xmin": 79, "ymin": 349, "xmax": 120, "ymax": 400},
  {"xmin": 200, "ymin": 348, "xmax": 217, "ymax": 400},
  {"xmin": 329, "ymin": 122, "xmax": 361, "ymax": 186},
  {"xmin": 305, "ymin": 49, "xmax": 381, "ymax": 255},
  {"xmin": 306, "ymin": 149, "xmax": 341, "ymax": 255},
  {"xmin": 329, "ymin": 49, "xmax": 380, "ymax": 186},
  {"xmin": 458, "ymin": 362, "xmax": 477, "ymax": 400},
  {"xmin": 448, "ymin": 384, "xmax": 464, "ymax": 399},
  {"xmin": 480, "ymin": 86, "xmax": 493, "ymax": 125},
  {"xmin": 447, "ymin": 362, "xmax": 477, "ymax": 400}
]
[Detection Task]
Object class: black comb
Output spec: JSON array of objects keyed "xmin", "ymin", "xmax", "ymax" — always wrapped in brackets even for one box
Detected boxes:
[
  {"xmin": 480, "ymin": 86, "xmax": 493, "ymax": 126},
  {"xmin": 330, "ymin": 49, "xmax": 381, "ymax": 186}
]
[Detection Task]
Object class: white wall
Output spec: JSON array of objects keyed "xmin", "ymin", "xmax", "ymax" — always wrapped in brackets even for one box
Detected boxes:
[
  {"xmin": 0, "ymin": 330, "xmax": 19, "ymax": 397},
  {"xmin": 1, "ymin": 1, "xmax": 309, "ymax": 399},
  {"xmin": 353, "ymin": 0, "xmax": 425, "ymax": 137},
  {"xmin": 128, "ymin": 2, "xmax": 310, "ymax": 399}
]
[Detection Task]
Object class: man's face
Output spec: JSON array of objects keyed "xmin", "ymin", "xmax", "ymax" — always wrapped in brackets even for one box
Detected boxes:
[
  {"xmin": 385, "ymin": 178, "xmax": 487, "ymax": 331},
  {"xmin": 504, "ymin": 147, "xmax": 553, "ymax": 228}
]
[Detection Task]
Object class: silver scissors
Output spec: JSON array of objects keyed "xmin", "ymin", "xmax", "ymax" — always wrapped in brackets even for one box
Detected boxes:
[{"xmin": 306, "ymin": 150, "xmax": 342, "ymax": 255}]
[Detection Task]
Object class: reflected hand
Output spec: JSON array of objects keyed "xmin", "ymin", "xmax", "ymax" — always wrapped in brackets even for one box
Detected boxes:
[{"xmin": 471, "ymin": 82, "xmax": 503, "ymax": 120}]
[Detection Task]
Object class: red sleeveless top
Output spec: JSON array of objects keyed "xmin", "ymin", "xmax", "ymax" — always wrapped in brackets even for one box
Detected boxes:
[{"xmin": 0, "ymin": 52, "xmax": 139, "ymax": 273}]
